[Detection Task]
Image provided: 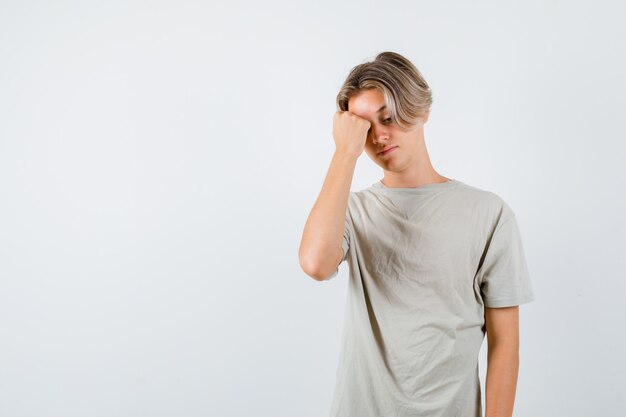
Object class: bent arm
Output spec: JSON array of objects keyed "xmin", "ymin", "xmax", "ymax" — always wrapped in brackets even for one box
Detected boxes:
[{"xmin": 298, "ymin": 151, "xmax": 357, "ymax": 281}]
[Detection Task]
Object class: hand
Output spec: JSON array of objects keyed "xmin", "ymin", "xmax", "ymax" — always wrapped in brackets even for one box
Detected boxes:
[{"xmin": 332, "ymin": 110, "xmax": 371, "ymax": 158}]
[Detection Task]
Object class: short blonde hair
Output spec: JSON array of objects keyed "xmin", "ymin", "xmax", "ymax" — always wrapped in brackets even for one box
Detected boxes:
[{"xmin": 336, "ymin": 51, "xmax": 433, "ymax": 130}]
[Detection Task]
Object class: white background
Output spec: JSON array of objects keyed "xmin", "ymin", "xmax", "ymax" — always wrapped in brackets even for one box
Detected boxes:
[{"xmin": 1, "ymin": 1, "xmax": 625, "ymax": 416}]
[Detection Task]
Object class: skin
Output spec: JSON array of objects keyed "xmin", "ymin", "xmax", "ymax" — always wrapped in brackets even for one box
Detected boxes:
[
  {"xmin": 484, "ymin": 305, "xmax": 520, "ymax": 417},
  {"xmin": 346, "ymin": 88, "xmax": 449, "ymax": 188}
]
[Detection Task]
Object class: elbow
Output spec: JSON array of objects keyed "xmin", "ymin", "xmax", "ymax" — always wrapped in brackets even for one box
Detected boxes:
[
  {"xmin": 299, "ymin": 245, "xmax": 338, "ymax": 281},
  {"xmin": 299, "ymin": 255, "xmax": 329, "ymax": 282},
  {"xmin": 299, "ymin": 241, "xmax": 341, "ymax": 282}
]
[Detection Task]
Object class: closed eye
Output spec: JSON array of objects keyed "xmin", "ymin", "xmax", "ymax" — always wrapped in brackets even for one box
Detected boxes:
[{"xmin": 368, "ymin": 118, "xmax": 393, "ymax": 133}]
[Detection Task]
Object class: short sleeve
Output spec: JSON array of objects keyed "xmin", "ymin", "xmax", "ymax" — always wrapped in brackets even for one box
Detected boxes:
[
  {"xmin": 476, "ymin": 208, "xmax": 535, "ymax": 308},
  {"xmin": 325, "ymin": 212, "xmax": 351, "ymax": 281}
]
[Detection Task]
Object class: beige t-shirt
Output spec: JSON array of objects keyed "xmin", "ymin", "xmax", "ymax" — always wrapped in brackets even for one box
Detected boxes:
[{"xmin": 326, "ymin": 178, "xmax": 535, "ymax": 417}]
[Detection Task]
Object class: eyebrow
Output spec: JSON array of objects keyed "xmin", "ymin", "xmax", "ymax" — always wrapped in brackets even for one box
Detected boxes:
[{"xmin": 377, "ymin": 105, "xmax": 387, "ymax": 113}]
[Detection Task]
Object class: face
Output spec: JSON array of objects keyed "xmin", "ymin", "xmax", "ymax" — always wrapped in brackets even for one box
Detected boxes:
[{"xmin": 347, "ymin": 88, "xmax": 428, "ymax": 173}]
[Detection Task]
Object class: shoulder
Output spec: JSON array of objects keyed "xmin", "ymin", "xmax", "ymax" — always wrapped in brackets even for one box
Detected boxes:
[
  {"xmin": 450, "ymin": 181, "xmax": 517, "ymax": 226},
  {"xmin": 452, "ymin": 180, "xmax": 511, "ymax": 208},
  {"xmin": 347, "ymin": 188, "xmax": 371, "ymax": 207}
]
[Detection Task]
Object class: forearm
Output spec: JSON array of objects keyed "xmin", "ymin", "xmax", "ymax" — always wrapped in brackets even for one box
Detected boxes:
[
  {"xmin": 298, "ymin": 151, "xmax": 357, "ymax": 280},
  {"xmin": 485, "ymin": 342, "xmax": 519, "ymax": 417}
]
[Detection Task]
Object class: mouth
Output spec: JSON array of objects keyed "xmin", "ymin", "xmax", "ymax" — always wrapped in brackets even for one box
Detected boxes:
[{"xmin": 378, "ymin": 146, "xmax": 397, "ymax": 156}]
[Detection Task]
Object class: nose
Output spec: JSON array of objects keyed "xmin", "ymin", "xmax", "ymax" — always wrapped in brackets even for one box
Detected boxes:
[{"xmin": 371, "ymin": 125, "xmax": 389, "ymax": 144}]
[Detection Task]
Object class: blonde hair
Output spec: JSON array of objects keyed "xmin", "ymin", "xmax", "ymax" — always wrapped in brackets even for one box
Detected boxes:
[{"xmin": 336, "ymin": 51, "xmax": 433, "ymax": 130}]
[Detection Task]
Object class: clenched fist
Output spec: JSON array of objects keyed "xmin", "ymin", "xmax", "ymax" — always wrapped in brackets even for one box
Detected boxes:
[{"xmin": 332, "ymin": 110, "xmax": 371, "ymax": 158}]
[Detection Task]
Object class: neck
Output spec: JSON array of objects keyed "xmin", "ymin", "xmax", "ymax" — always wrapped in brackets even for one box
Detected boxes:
[{"xmin": 381, "ymin": 135, "xmax": 447, "ymax": 188}]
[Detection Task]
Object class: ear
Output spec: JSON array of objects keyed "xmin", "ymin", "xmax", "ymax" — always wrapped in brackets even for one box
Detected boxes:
[{"xmin": 421, "ymin": 111, "xmax": 430, "ymax": 124}]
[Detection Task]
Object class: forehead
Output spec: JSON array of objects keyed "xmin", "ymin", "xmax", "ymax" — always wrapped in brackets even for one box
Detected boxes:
[{"xmin": 347, "ymin": 89, "xmax": 387, "ymax": 117}]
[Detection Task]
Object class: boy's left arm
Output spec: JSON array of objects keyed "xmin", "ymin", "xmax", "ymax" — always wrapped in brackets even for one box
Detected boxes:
[{"xmin": 484, "ymin": 306, "xmax": 520, "ymax": 417}]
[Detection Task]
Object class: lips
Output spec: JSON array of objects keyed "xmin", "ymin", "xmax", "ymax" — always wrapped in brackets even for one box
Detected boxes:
[{"xmin": 378, "ymin": 146, "xmax": 397, "ymax": 156}]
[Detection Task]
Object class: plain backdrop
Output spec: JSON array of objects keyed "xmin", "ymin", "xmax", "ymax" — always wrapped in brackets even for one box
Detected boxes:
[{"xmin": 1, "ymin": 1, "xmax": 625, "ymax": 416}]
